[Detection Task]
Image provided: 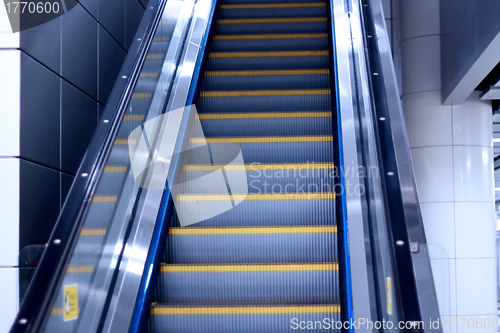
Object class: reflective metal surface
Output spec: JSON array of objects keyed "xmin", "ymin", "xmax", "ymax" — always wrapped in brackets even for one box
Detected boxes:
[
  {"xmin": 330, "ymin": 0, "xmax": 378, "ymax": 330},
  {"xmin": 102, "ymin": 0, "xmax": 214, "ymax": 331},
  {"xmin": 369, "ymin": 0, "xmax": 442, "ymax": 329},
  {"xmin": 333, "ymin": 0, "xmax": 442, "ymax": 330}
]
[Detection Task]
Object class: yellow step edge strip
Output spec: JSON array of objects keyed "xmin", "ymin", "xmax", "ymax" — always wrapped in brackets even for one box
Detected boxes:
[
  {"xmin": 176, "ymin": 193, "xmax": 335, "ymax": 201},
  {"xmin": 161, "ymin": 263, "xmax": 338, "ymax": 273},
  {"xmin": 123, "ymin": 114, "xmax": 145, "ymax": 121},
  {"xmin": 213, "ymin": 33, "xmax": 327, "ymax": 40},
  {"xmin": 67, "ymin": 266, "xmax": 94, "ymax": 273},
  {"xmin": 209, "ymin": 50, "xmax": 328, "ymax": 58},
  {"xmin": 51, "ymin": 308, "xmax": 64, "ymax": 316},
  {"xmin": 170, "ymin": 225, "xmax": 337, "ymax": 235},
  {"xmin": 93, "ymin": 195, "xmax": 118, "ymax": 202},
  {"xmin": 151, "ymin": 304, "xmax": 341, "ymax": 315},
  {"xmin": 51, "ymin": 308, "xmax": 81, "ymax": 316},
  {"xmin": 198, "ymin": 111, "xmax": 331, "ymax": 120},
  {"xmin": 115, "ymin": 139, "xmax": 137, "ymax": 145},
  {"xmin": 104, "ymin": 166, "xmax": 127, "ymax": 172},
  {"xmin": 184, "ymin": 162, "xmax": 335, "ymax": 171},
  {"xmin": 217, "ymin": 17, "xmax": 327, "ymax": 24},
  {"xmin": 221, "ymin": 2, "xmax": 327, "ymax": 9},
  {"xmin": 200, "ymin": 89, "xmax": 330, "ymax": 97},
  {"xmin": 132, "ymin": 92, "xmax": 151, "ymax": 99},
  {"xmin": 204, "ymin": 69, "xmax": 329, "ymax": 77},
  {"xmin": 81, "ymin": 229, "xmax": 106, "ymax": 236},
  {"xmin": 190, "ymin": 135, "xmax": 333, "ymax": 143}
]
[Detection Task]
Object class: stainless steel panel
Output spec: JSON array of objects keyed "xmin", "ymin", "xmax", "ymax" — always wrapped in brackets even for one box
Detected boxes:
[
  {"xmin": 20, "ymin": 53, "xmax": 60, "ymax": 169},
  {"xmin": 20, "ymin": 16, "xmax": 61, "ymax": 74},
  {"xmin": 102, "ymin": 0, "xmax": 213, "ymax": 331},
  {"xmin": 98, "ymin": 26, "xmax": 126, "ymax": 104},
  {"xmin": 370, "ymin": 0, "xmax": 442, "ymax": 330},
  {"xmin": 331, "ymin": 0, "xmax": 378, "ymax": 330},
  {"xmin": 61, "ymin": 3, "xmax": 98, "ymax": 99},
  {"xmin": 61, "ymin": 81, "xmax": 98, "ymax": 174},
  {"xmin": 19, "ymin": 160, "xmax": 60, "ymax": 251}
]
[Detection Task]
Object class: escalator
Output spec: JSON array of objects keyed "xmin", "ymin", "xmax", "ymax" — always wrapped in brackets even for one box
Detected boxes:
[
  {"xmin": 149, "ymin": 0, "xmax": 339, "ymax": 330},
  {"xmin": 10, "ymin": 0, "xmax": 442, "ymax": 332}
]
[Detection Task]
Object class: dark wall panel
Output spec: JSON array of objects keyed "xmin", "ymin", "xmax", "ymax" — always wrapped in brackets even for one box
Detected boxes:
[
  {"xmin": 18, "ymin": 0, "xmax": 146, "ymax": 250},
  {"xmin": 19, "ymin": 160, "xmax": 60, "ymax": 250},
  {"xmin": 62, "ymin": 3, "xmax": 98, "ymax": 99},
  {"xmin": 61, "ymin": 81, "xmax": 98, "ymax": 174},
  {"xmin": 99, "ymin": 0, "xmax": 126, "ymax": 48},
  {"xmin": 20, "ymin": 16, "xmax": 61, "ymax": 74},
  {"xmin": 126, "ymin": 0, "xmax": 145, "ymax": 50},
  {"xmin": 80, "ymin": 0, "xmax": 98, "ymax": 19},
  {"xmin": 441, "ymin": 0, "xmax": 500, "ymax": 101},
  {"xmin": 20, "ymin": 53, "xmax": 60, "ymax": 169},
  {"xmin": 99, "ymin": 26, "xmax": 126, "ymax": 104},
  {"xmin": 139, "ymin": 0, "xmax": 148, "ymax": 10}
]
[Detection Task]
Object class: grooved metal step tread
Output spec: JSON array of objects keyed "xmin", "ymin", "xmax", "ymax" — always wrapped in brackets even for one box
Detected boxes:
[
  {"xmin": 213, "ymin": 33, "xmax": 327, "ymax": 40},
  {"xmin": 205, "ymin": 69, "xmax": 329, "ymax": 76},
  {"xmin": 175, "ymin": 193, "xmax": 335, "ymax": 201},
  {"xmin": 217, "ymin": 17, "xmax": 327, "ymax": 24},
  {"xmin": 209, "ymin": 50, "xmax": 328, "ymax": 58},
  {"xmin": 200, "ymin": 89, "xmax": 330, "ymax": 97},
  {"xmin": 220, "ymin": 2, "xmax": 327, "ymax": 9},
  {"xmin": 160, "ymin": 263, "xmax": 338, "ymax": 272},
  {"xmin": 169, "ymin": 225, "xmax": 337, "ymax": 234},
  {"xmin": 151, "ymin": 304, "xmax": 340, "ymax": 315},
  {"xmin": 182, "ymin": 162, "xmax": 334, "ymax": 171},
  {"xmin": 190, "ymin": 135, "xmax": 333, "ymax": 143},
  {"xmin": 198, "ymin": 111, "xmax": 331, "ymax": 119}
]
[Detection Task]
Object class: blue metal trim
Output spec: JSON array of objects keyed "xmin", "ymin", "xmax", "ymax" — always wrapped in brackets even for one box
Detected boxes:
[
  {"xmin": 127, "ymin": 1, "xmax": 218, "ymax": 331},
  {"xmin": 330, "ymin": 0, "xmax": 354, "ymax": 330}
]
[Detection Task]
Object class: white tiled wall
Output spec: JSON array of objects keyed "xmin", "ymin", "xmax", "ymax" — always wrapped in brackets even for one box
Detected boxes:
[
  {"xmin": 0, "ymin": 50, "xmax": 20, "ymax": 157},
  {"xmin": 0, "ymin": 268, "xmax": 18, "ymax": 333},
  {"xmin": 0, "ymin": 159, "xmax": 20, "ymax": 266}
]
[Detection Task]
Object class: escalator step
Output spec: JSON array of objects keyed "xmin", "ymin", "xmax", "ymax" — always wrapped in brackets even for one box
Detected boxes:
[
  {"xmin": 201, "ymin": 69, "xmax": 330, "ymax": 91},
  {"xmin": 156, "ymin": 263, "xmax": 339, "ymax": 303},
  {"xmin": 218, "ymin": 3, "xmax": 328, "ymax": 20},
  {"xmin": 149, "ymin": 304, "xmax": 341, "ymax": 333},
  {"xmin": 166, "ymin": 226, "xmax": 337, "ymax": 263},
  {"xmin": 174, "ymin": 192, "xmax": 335, "ymax": 227},
  {"xmin": 210, "ymin": 33, "xmax": 328, "ymax": 52},
  {"xmin": 179, "ymin": 162, "xmax": 335, "ymax": 194},
  {"xmin": 186, "ymin": 136, "xmax": 334, "ymax": 163},
  {"xmin": 199, "ymin": 112, "xmax": 333, "ymax": 136},
  {"xmin": 197, "ymin": 89, "xmax": 331, "ymax": 112},
  {"xmin": 214, "ymin": 17, "xmax": 327, "ymax": 35},
  {"xmin": 207, "ymin": 50, "xmax": 329, "ymax": 71}
]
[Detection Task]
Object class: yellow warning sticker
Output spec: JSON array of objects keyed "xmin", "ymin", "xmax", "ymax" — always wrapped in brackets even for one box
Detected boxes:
[
  {"xmin": 63, "ymin": 285, "xmax": 78, "ymax": 321},
  {"xmin": 386, "ymin": 277, "xmax": 393, "ymax": 315}
]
